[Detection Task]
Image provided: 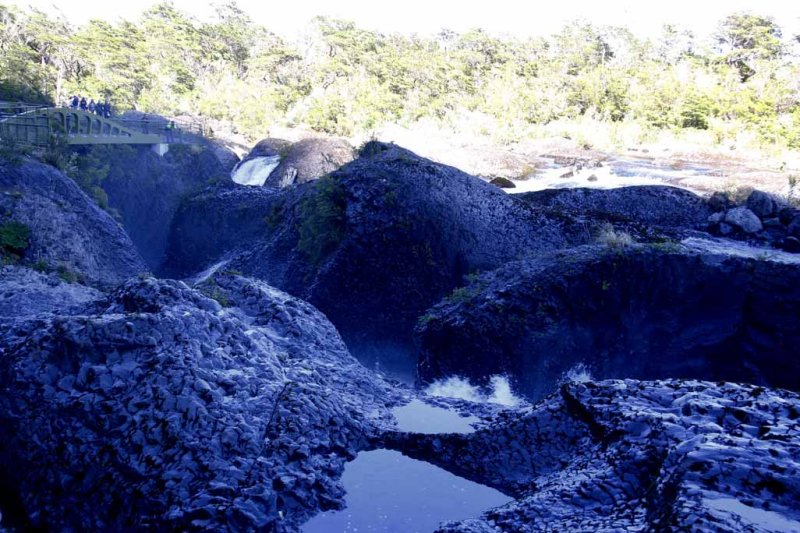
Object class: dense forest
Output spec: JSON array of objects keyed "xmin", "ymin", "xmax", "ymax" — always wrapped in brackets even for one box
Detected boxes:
[{"xmin": 2, "ymin": 1, "xmax": 800, "ymax": 151}]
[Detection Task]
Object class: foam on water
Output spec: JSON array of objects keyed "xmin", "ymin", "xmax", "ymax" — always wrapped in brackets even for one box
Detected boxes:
[
  {"xmin": 231, "ymin": 155, "xmax": 280, "ymax": 186},
  {"xmin": 424, "ymin": 375, "xmax": 523, "ymax": 407},
  {"xmin": 560, "ymin": 363, "xmax": 593, "ymax": 385},
  {"xmin": 508, "ymin": 157, "xmax": 716, "ymax": 194}
]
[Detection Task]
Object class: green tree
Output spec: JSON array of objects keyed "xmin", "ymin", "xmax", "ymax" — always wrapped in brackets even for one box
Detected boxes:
[{"xmin": 714, "ymin": 13, "xmax": 783, "ymax": 82}]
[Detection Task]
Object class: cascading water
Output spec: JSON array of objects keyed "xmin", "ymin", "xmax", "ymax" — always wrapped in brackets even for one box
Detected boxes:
[{"xmin": 230, "ymin": 155, "xmax": 280, "ymax": 186}]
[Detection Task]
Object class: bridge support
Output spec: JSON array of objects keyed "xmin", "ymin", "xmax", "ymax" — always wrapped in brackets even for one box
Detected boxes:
[{"xmin": 151, "ymin": 143, "xmax": 170, "ymax": 156}]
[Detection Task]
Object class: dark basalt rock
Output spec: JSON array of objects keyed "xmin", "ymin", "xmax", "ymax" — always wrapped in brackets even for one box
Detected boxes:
[
  {"xmin": 415, "ymin": 244, "xmax": 800, "ymax": 400},
  {"xmin": 746, "ymin": 189, "xmax": 777, "ymax": 218},
  {"xmin": 489, "ymin": 176, "xmax": 515, "ymax": 189},
  {"xmin": 0, "ymin": 159, "xmax": 147, "ymax": 288},
  {"xmin": 165, "ymin": 144, "xmax": 578, "ymax": 367},
  {"xmin": 0, "ymin": 273, "xmax": 398, "ymax": 531},
  {"xmin": 98, "ymin": 145, "xmax": 230, "ymax": 272},
  {"xmin": 518, "ymin": 185, "xmax": 713, "ymax": 230},
  {"xmin": 245, "ymin": 137, "xmax": 293, "ymax": 160},
  {"xmin": 265, "ymin": 137, "xmax": 355, "ymax": 188},
  {"xmin": 383, "ymin": 380, "xmax": 800, "ymax": 532},
  {"xmin": 0, "ymin": 265, "xmax": 103, "ymax": 317}
]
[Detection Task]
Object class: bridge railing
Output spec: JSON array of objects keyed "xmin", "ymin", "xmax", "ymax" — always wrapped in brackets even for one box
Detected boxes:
[{"xmin": 0, "ymin": 105, "xmax": 209, "ymax": 147}]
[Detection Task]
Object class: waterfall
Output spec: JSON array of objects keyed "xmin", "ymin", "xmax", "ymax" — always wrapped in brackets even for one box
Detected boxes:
[{"xmin": 230, "ymin": 155, "xmax": 280, "ymax": 186}]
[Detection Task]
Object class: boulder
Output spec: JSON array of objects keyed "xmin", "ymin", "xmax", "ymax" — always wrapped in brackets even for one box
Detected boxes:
[
  {"xmin": 788, "ymin": 216, "xmax": 800, "ymax": 239},
  {"xmin": 724, "ymin": 207, "xmax": 763, "ymax": 233},
  {"xmin": 489, "ymin": 177, "xmax": 515, "ymax": 189},
  {"xmin": 0, "ymin": 159, "xmax": 147, "ymax": 287},
  {"xmin": 0, "ymin": 274, "xmax": 397, "ymax": 530},
  {"xmin": 415, "ymin": 244, "xmax": 800, "ymax": 400},
  {"xmin": 780, "ymin": 236, "xmax": 800, "ymax": 253},
  {"xmin": 265, "ymin": 138, "xmax": 355, "ymax": 188},
  {"xmin": 707, "ymin": 191, "xmax": 732, "ymax": 212},
  {"xmin": 245, "ymin": 137, "xmax": 292, "ymax": 160},
  {"xmin": 779, "ymin": 207, "xmax": 800, "ymax": 225},
  {"xmin": 384, "ymin": 380, "xmax": 800, "ymax": 532},
  {"xmin": 519, "ymin": 185, "xmax": 713, "ymax": 230},
  {"xmin": 746, "ymin": 189, "xmax": 776, "ymax": 218}
]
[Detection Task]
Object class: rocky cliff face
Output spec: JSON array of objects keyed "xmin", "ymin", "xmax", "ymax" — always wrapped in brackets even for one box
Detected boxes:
[
  {"xmin": 0, "ymin": 159, "xmax": 147, "ymax": 287},
  {"xmin": 165, "ymin": 143, "xmax": 579, "ymax": 367},
  {"xmin": 384, "ymin": 379, "xmax": 800, "ymax": 532},
  {"xmin": 98, "ymin": 145, "xmax": 229, "ymax": 272},
  {"xmin": 416, "ymin": 244, "xmax": 800, "ymax": 400},
  {"xmin": 0, "ymin": 272, "xmax": 398, "ymax": 531}
]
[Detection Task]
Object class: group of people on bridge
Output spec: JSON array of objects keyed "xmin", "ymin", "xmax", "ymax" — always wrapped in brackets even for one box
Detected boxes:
[{"xmin": 68, "ymin": 95, "xmax": 112, "ymax": 118}]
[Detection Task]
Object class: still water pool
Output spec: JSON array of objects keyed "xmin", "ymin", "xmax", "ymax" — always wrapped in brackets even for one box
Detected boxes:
[{"xmin": 302, "ymin": 449, "xmax": 511, "ymax": 532}]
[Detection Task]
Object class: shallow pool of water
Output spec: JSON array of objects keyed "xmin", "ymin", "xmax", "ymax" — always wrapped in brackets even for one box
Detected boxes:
[
  {"xmin": 392, "ymin": 399, "xmax": 479, "ymax": 434},
  {"xmin": 302, "ymin": 449, "xmax": 512, "ymax": 533}
]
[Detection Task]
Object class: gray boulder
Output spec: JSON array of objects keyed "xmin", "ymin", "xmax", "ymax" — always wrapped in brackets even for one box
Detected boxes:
[
  {"xmin": 725, "ymin": 206, "xmax": 763, "ymax": 233},
  {"xmin": 0, "ymin": 159, "xmax": 147, "ymax": 287},
  {"xmin": 0, "ymin": 274, "xmax": 397, "ymax": 530},
  {"xmin": 746, "ymin": 189, "xmax": 776, "ymax": 218},
  {"xmin": 265, "ymin": 138, "xmax": 355, "ymax": 188}
]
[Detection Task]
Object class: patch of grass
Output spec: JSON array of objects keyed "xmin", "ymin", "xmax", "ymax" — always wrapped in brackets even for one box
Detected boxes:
[
  {"xmin": 417, "ymin": 313, "xmax": 436, "ymax": 327},
  {"xmin": 56, "ymin": 264, "xmax": 79, "ymax": 284},
  {"xmin": 597, "ymin": 223, "xmax": 634, "ymax": 250},
  {"xmin": 296, "ymin": 176, "xmax": 347, "ymax": 265},
  {"xmin": 31, "ymin": 260, "xmax": 49, "ymax": 273}
]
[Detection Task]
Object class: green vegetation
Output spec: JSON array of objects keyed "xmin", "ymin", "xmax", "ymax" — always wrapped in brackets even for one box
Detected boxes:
[
  {"xmin": 200, "ymin": 277, "xmax": 232, "ymax": 307},
  {"xmin": 296, "ymin": 176, "xmax": 347, "ymax": 265},
  {"xmin": 0, "ymin": 220, "xmax": 31, "ymax": 258},
  {"xmin": 56, "ymin": 263, "xmax": 79, "ymax": 284},
  {"xmin": 597, "ymin": 223, "xmax": 635, "ymax": 249},
  {"xmin": 1, "ymin": 4, "xmax": 800, "ymax": 153}
]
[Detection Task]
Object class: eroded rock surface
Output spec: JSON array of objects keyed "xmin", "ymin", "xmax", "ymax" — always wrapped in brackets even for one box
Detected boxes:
[
  {"xmin": 99, "ymin": 145, "xmax": 229, "ymax": 271},
  {"xmin": 0, "ymin": 159, "xmax": 147, "ymax": 287},
  {"xmin": 416, "ymin": 244, "xmax": 800, "ymax": 399},
  {"xmin": 166, "ymin": 143, "xmax": 577, "ymax": 365},
  {"xmin": 265, "ymin": 138, "xmax": 355, "ymax": 188},
  {"xmin": 0, "ymin": 273, "xmax": 398, "ymax": 531},
  {"xmin": 384, "ymin": 380, "xmax": 800, "ymax": 532}
]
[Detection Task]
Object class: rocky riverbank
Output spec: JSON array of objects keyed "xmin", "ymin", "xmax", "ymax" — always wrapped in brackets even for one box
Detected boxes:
[{"xmin": 1, "ymin": 139, "xmax": 799, "ymax": 531}]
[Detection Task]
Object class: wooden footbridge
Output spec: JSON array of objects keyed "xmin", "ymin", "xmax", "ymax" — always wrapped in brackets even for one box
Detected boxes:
[{"xmin": 0, "ymin": 103, "xmax": 207, "ymax": 154}]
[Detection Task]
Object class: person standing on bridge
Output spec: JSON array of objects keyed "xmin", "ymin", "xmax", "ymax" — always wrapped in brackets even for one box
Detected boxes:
[
  {"xmin": 88, "ymin": 99, "xmax": 96, "ymax": 114},
  {"xmin": 164, "ymin": 120, "xmax": 176, "ymax": 142},
  {"xmin": 70, "ymin": 95, "xmax": 79, "ymax": 109},
  {"xmin": 79, "ymin": 97, "xmax": 87, "ymax": 111}
]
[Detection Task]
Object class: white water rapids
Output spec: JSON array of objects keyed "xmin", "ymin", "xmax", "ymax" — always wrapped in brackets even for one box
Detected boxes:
[{"xmin": 230, "ymin": 155, "xmax": 280, "ymax": 186}]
